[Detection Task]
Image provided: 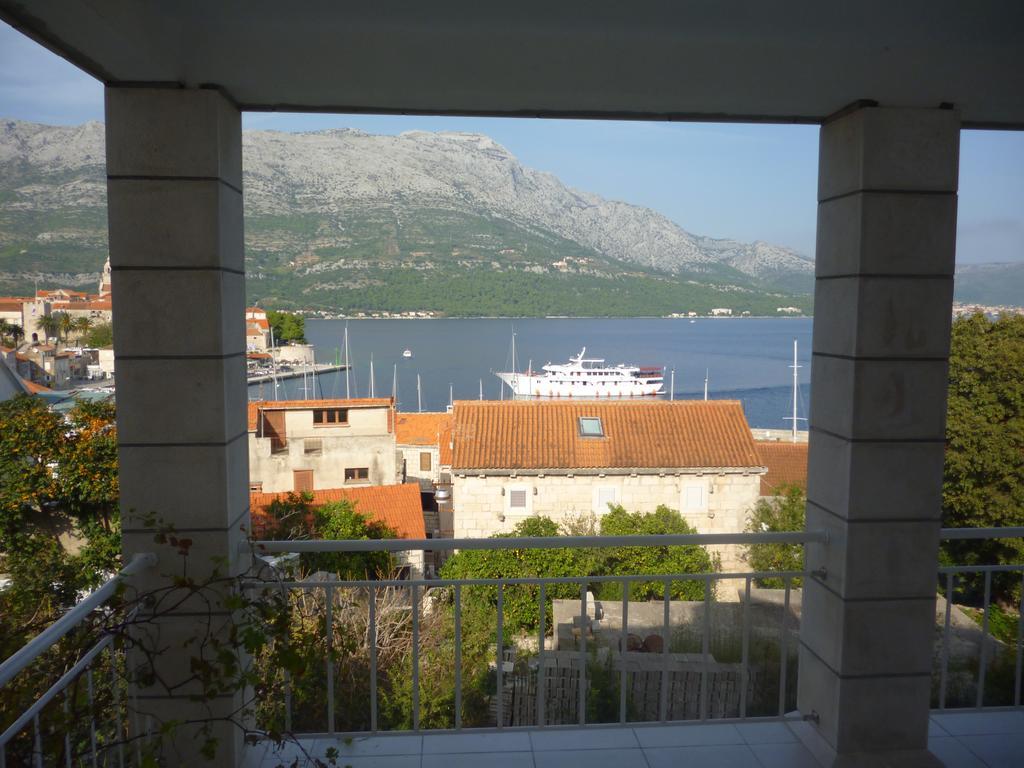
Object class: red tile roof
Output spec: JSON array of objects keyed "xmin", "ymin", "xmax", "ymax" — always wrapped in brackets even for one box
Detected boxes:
[
  {"xmin": 247, "ymin": 397, "xmax": 394, "ymax": 431},
  {"xmin": 249, "ymin": 483, "xmax": 425, "ymax": 539},
  {"xmin": 395, "ymin": 412, "xmax": 452, "ymax": 446},
  {"xmin": 247, "ymin": 318, "xmax": 270, "ymax": 332},
  {"xmin": 52, "ymin": 299, "xmax": 112, "ymax": 311},
  {"xmin": 0, "ymin": 297, "xmax": 31, "ymax": 312},
  {"xmin": 21, "ymin": 378, "xmax": 52, "ymax": 394},
  {"xmin": 755, "ymin": 441, "xmax": 809, "ymax": 495},
  {"xmin": 451, "ymin": 400, "xmax": 764, "ymax": 471}
]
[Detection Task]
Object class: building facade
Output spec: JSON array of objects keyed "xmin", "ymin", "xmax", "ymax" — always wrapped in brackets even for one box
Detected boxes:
[
  {"xmin": 248, "ymin": 398, "xmax": 399, "ymax": 493},
  {"xmin": 450, "ymin": 400, "xmax": 766, "ymax": 570},
  {"xmin": 395, "ymin": 411, "xmax": 452, "ymax": 490}
]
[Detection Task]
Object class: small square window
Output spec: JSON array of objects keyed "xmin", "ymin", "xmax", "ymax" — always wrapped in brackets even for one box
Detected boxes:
[
  {"xmin": 304, "ymin": 439, "xmax": 322, "ymax": 456},
  {"xmin": 313, "ymin": 410, "xmax": 325, "ymax": 424},
  {"xmin": 578, "ymin": 417, "xmax": 604, "ymax": 437},
  {"xmin": 509, "ymin": 489, "xmax": 527, "ymax": 509},
  {"xmin": 249, "ymin": 481, "xmax": 263, "ymax": 492}
]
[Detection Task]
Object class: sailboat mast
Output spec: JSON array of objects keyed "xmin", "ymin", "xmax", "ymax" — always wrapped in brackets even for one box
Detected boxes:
[
  {"xmin": 269, "ymin": 325, "xmax": 279, "ymax": 401},
  {"xmin": 670, "ymin": 369, "xmax": 675, "ymax": 401},
  {"xmin": 791, "ymin": 338, "xmax": 799, "ymax": 443},
  {"xmin": 344, "ymin": 325, "xmax": 351, "ymax": 399},
  {"xmin": 392, "ymin": 364, "xmax": 398, "ymax": 402},
  {"xmin": 449, "ymin": 383, "xmax": 453, "ymax": 408},
  {"xmin": 479, "ymin": 378, "xmax": 483, "ymax": 400},
  {"xmin": 369, "ymin": 356, "xmax": 375, "ymax": 398},
  {"xmin": 417, "ymin": 374, "xmax": 422, "ymax": 413},
  {"xmin": 704, "ymin": 369, "xmax": 709, "ymax": 401}
]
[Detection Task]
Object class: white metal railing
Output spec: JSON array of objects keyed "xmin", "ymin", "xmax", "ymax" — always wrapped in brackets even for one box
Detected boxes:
[
  {"xmin": 0, "ymin": 552, "xmax": 155, "ymax": 768},
  {"xmin": 247, "ymin": 531, "xmax": 821, "ymax": 735},
  {"xmin": 936, "ymin": 527, "xmax": 1024, "ymax": 711}
]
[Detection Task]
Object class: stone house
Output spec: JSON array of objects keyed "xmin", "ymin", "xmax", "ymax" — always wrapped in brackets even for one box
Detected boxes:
[
  {"xmin": 450, "ymin": 400, "xmax": 767, "ymax": 570},
  {"xmin": 395, "ymin": 411, "xmax": 453, "ymax": 490},
  {"xmin": 248, "ymin": 398, "xmax": 399, "ymax": 493}
]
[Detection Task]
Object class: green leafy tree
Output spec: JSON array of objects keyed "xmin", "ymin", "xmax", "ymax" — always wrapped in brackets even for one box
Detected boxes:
[
  {"xmin": 743, "ymin": 484, "xmax": 806, "ymax": 588},
  {"xmin": 943, "ymin": 312, "xmax": 1024, "ymax": 602},
  {"xmin": 266, "ymin": 310, "xmax": 306, "ymax": 344},
  {"xmin": 72, "ymin": 316, "xmax": 92, "ymax": 339},
  {"xmin": 84, "ymin": 321, "xmax": 114, "ymax": 348},
  {"xmin": 596, "ymin": 505, "xmax": 715, "ymax": 601}
]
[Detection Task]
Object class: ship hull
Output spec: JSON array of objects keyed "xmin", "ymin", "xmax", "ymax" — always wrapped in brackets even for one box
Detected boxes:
[{"xmin": 496, "ymin": 371, "xmax": 663, "ymax": 398}]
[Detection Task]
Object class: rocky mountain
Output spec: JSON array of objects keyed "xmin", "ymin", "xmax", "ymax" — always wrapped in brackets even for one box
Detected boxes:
[
  {"xmin": 954, "ymin": 262, "xmax": 1024, "ymax": 307},
  {"xmin": 0, "ymin": 118, "xmax": 816, "ymax": 315}
]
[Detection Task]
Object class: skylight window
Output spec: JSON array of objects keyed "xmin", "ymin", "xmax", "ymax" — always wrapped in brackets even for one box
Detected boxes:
[{"xmin": 579, "ymin": 416, "xmax": 604, "ymax": 437}]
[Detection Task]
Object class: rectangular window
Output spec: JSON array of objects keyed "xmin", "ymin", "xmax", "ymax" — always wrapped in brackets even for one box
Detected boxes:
[
  {"xmin": 293, "ymin": 469, "xmax": 314, "ymax": 493},
  {"xmin": 345, "ymin": 467, "xmax": 369, "ymax": 482},
  {"xmin": 594, "ymin": 486, "xmax": 618, "ymax": 513},
  {"xmin": 313, "ymin": 408, "xmax": 349, "ymax": 426},
  {"xmin": 682, "ymin": 484, "xmax": 706, "ymax": 511},
  {"xmin": 249, "ymin": 481, "xmax": 263, "ymax": 492},
  {"xmin": 578, "ymin": 416, "xmax": 604, "ymax": 437},
  {"xmin": 420, "ymin": 451, "xmax": 432, "ymax": 471},
  {"xmin": 509, "ymin": 489, "xmax": 527, "ymax": 509},
  {"xmin": 304, "ymin": 438, "xmax": 322, "ymax": 456}
]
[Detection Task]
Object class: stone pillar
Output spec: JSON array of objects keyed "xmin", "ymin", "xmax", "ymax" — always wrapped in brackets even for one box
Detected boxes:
[
  {"xmin": 798, "ymin": 106, "xmax": 959, "ymax": 766},
  {"xmin": 106, "ymin": 86, "xmax": 249, "ymax": 764}
]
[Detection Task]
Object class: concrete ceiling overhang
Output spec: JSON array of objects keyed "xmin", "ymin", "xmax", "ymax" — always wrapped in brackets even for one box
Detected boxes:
[{"xmin": 2, "ymin": 0, "xmax": 1024, "ymax": 129}]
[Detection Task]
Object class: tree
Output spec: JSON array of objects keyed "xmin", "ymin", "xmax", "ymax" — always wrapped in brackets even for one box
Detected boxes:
[
  {"xmin": 0, "ymin": 320, "xmax": 24, "ymax": 346},
  {"xmin": 440, "ymin": 509, "xmax": 717, "ymax": 633},
  {"xmin": 55, "ymin": 311, "xmax": 75, "ymax": 342},
  {"xmin": 254, "ymin": 492, "xmax": 397, "ymax": 577},
  {"xmin": 36, "ymin": 313, "xmax": 60, "ymax": 342},
  {"xmin": 942, "ymin": 312, "xmax": 1024, "ymax": 602},
  {"xmin": 743, "ymin": 484, "xmax": 806, "ymax": 588},
  {"xmin": 267, "ymin": 310, "xmax": 306, "ymax": 344},
  {"xmin": 84, "ymin": 321, "xmax": 114, "ymax": 348},
  {"xmin": 72, "ymin": 316, "xmax": 92, "ymax": 340},
  {"xmin": 596, "ymin": 505, "xmax": 715, "ymax": 601}
]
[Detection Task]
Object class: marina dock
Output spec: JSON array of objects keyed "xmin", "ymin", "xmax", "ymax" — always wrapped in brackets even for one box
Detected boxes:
[{"xmin": 247, "ymin": 363, "xmax": 348, "ymax": 385}]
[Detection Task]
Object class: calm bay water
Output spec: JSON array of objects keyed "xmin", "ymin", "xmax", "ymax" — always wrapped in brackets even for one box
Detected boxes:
[{"xmin": 249, "ymin": 317, "xmax": 812, "ymax": 430}]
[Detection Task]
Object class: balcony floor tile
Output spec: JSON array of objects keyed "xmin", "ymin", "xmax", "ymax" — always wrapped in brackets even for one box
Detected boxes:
[
  {"xmin": 643, "ymin": 744, "xmax": 763, "ymax": 768},
  {"xmin": 243, "ymin": 712, "xmax": 1024, "ymax": 767},
  {"xmin": 535, "ymin": 747, "xmax": 647, "ymax": 768}
]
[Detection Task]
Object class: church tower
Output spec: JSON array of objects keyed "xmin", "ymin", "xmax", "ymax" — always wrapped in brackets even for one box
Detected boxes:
[{"xmin": 98, "ymin": 256, "xmax": 112, "ymax": 297}]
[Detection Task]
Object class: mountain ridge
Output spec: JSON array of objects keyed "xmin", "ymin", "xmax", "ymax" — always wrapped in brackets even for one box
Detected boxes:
[{"xmin": 1, "ymin": 118, "xmax": 820, "ymax": 315}]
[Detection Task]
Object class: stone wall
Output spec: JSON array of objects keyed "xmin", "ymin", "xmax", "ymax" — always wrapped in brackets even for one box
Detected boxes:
[
  {"xmin": 452, "ymin": 471, "xmax": 761, "ymax": 571},
  {"xmin": 399, "ymin": 444, "xmax": 440, "ymax": 489}
]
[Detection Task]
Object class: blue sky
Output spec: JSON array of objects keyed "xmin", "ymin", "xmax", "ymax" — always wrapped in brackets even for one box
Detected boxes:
[{"xmin": 2, "ymin": 21, "xmax": 1022, "ymax": 264}]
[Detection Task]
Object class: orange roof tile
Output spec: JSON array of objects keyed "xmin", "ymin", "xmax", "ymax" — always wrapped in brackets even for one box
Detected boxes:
[
  {"xmin": 247, "ymin": 318, "xmax": 270, "ymax": 332},
  {"xmin": 52, "ymin": 299, "xmax": 112, "ymax": 311},
  {"xmin": 451, "ymin": 400, "xmax": 765, "ymax": 471},
  {"xmin": 0, "ymin": 297, "xmax": 30, "ymax": 312},
  {"xmin": 250, "ymin": 483, "xmax": 425, "ymax": 539},
  {"xmin": 755, "ymin": 441, "xmax": 808, "ymax": 495},
  {"xmin": 395, "ymin": 412, "xmax": 452, "ymax": 446},
  {"xmin": 247, "ymin": 397, "xmax": 393, "ymax": 431},
  {"xmin": 21, "ymin": 378, "xmax": 52, "ymax": 394}
]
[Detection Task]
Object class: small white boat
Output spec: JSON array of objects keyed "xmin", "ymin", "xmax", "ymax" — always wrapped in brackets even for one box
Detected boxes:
[{"xmin": 402, "ymin": 349, "xmax": 413, "ymax": 358}]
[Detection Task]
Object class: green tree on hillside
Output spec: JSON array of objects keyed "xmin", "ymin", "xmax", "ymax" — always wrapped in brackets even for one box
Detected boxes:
[
  {"xmin": 266, "ymin": 310, "xmax": 306, "ymax": 343},
  {"xmin": 942, "ymin": 312, "xmax": 1024, "ymax": 602}
]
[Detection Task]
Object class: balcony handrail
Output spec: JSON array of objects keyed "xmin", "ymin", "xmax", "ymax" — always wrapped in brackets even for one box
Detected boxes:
[
  {"xmin": 248, "ymin": 530, "xmax": 827, "ymax": 555},
  {"xmin": 0, "ymin": 552, "xmax": 155, "ymax": 689},
  {"xmin": 940, "ymin": 526, "xmax": 1024, "ymax": 540}
]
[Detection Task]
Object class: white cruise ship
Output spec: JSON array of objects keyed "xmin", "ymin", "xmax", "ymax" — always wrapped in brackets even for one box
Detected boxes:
[{"xmin": 496, "ymin": 348, "xmax": 664, "ymax": 399}]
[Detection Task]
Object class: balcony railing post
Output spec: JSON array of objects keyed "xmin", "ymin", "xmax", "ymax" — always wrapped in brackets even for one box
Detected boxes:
[
  {"xmin": 619, "ymin": 580, "xmax": 628, "ymax": 725},
  {"xmin": 496, "ymin": 584, "xmax": 504, "ymax": 728},
  {"xmin": 455, "ymin": 584, "xmax": 463, "ymax": 729},
  {"xmin": 536, "ymin": 583, "xmax": 545, "ymax": 728},
  {"xmin": 660, "ymin": 579, "xmax": 670, "ymax": 722},
  {"xmin": 578, "ymin": 583, "xmax": 587, "ymax": 726},
  {"xmin": 977, "ymin": 570, "xmax": 992, "ymax": 708}
]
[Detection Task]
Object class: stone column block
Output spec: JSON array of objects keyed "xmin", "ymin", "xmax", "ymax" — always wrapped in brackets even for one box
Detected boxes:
[
  {"xmin": 799, "ymin": 105, "xmax": 959, "ymax": 764},
  {"xmin": 107, "ymin": 85, "xmax": 248, "ymax": 766}
]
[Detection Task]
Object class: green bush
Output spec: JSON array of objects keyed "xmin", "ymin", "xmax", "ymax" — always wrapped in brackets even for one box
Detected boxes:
[{"xmin": 743, "ymin": 484, "xmax": 806, "ymax": 588}]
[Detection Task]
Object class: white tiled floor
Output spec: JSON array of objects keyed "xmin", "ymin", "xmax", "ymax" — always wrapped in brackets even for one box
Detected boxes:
[{"xmin": 244, "ymin": 710, "xmax": 1024, "ymax": 768}]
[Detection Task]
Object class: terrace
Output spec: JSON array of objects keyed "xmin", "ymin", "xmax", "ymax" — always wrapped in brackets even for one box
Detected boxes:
[{"xmin": 1, "ymin": 1, "xmax": 1023, "ymax": 766}]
